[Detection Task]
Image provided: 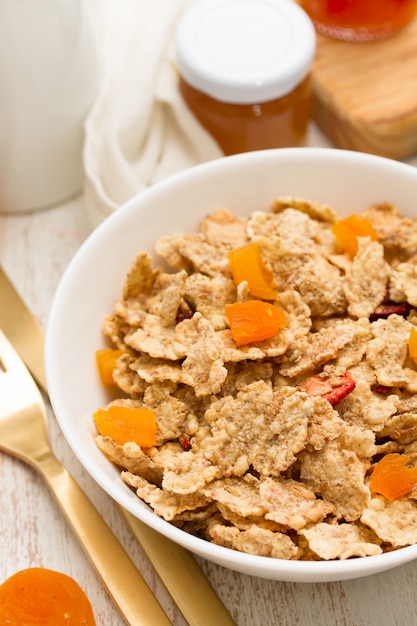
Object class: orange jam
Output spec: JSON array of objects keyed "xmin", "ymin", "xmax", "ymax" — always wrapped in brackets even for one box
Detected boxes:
[
  {"xmin": 175, "ymin": 0, "xmax": 316, "ymax": 156},
  {"xmin": 299, "ymin": 0, "xmax": 417, "ymax": 41},
  {"xmin": 178, "ymin": 75, "xmax": 311, "ymax": 156}
]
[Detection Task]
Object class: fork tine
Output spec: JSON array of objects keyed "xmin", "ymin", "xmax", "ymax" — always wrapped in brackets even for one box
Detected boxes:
[{"xmin": 0, "ymin": 330, "xmax": 45, "ymax": 421}]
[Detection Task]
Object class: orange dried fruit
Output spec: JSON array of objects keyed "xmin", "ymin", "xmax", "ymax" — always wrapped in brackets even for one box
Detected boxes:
[
  {"xmin": 408, "ymin": 326, "xmax": 417, "ymax": 365},
  {"xmin": 370, "ymin": 453, "xmax": 417, "ymax": 501},
  {"xmin": 225, "ymin": 300, "xmax": 286, "ymax": 346},
  {"xmin": 0, "ymin": 567, "xmax": 96, "ymax": 626},
  {"xmin": 96, "ymin": 348, "xmax": 125, "ymax": 385},
  {"xmin": 94, "ymin": 404, "xmax": 157, "ymax": 448},
  {"xmin": 228, "ymin": 242, "xmax": 276, "ymax": 300},
  {"xmin": 332, "ymin": 214, "xmax": 377, "ymax": 257}
]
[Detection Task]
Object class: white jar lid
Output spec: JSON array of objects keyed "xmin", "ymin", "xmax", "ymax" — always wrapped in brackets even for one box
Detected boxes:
[{"xmin": 176, "ymin": 0, "xmax": 316, "ymax": 104}]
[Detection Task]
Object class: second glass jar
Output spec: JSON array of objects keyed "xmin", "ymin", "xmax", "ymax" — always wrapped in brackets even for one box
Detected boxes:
[{"xmin": 299, "ymin": 0, "xmax": 417, "ymax": 42}]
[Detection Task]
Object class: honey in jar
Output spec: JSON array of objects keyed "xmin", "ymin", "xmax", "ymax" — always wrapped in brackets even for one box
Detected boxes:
[
  {"xmin": 175, "ymin": 0, "xmax": 316, "ymax": 156},
  {"xmin": 299, "ymin": 0, "xmax": 417, "ymax": 41}
]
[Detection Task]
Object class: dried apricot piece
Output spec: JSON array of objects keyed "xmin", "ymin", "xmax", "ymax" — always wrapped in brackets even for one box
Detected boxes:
[
  {"xmin": 408, "ymin": 326, "xmax": 417, "ymax": 365},
  {"xmin": 228, "ymin": 242, "xmax": 276, "ymax": 300},
  {"xmin": 96, "ymin": 348, "xmax": 125, "ymax": 385},
  {"xmin": 225, "ymin": 300, "xmax": 286, "ymax": 346},
  {"xmin": 332, "ymin": 214, "xmax": 377, "ymax": 257},
  {"xmin": 370, "ymin": 453, "xmax": 417, "ymax": 501},
  {"xmin": 0, "ymin": 568, "xmax": 96, "ymax": 626},
  {"xmin": 94, "ymin": 405, "xmax": 157, "ymax": 447}
]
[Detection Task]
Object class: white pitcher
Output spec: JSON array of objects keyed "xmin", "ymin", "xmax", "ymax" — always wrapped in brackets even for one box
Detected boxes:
[{"xmin": 0, "ymin": 0, "xmax": 101, "ymax": 213}]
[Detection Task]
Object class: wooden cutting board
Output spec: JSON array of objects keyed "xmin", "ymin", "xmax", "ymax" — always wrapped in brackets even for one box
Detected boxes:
[{"xmin": 311, "ymin": 15, "xmax": 417, "ymax": 159}]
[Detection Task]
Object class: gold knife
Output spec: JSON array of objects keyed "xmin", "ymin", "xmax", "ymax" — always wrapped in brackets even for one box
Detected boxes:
[{"xmin": 0, "ymin": 265, "xmax": 236, "ymax": 626}]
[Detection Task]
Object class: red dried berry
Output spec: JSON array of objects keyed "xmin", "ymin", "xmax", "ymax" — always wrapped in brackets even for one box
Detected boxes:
[
  {"xmin": 302, "ymin": 372, "xmax": 356, "ymax": 407},
  {"xmin": 322, "ymin": 372, "xmax": 356, "ymax": 406},
  {"xmin": 370, "ymin": 302, "xmax": 412, "ymax": 321},
  {"xmin": 374, "ymin": 385, "xmax": 391, "ymax": 395},
  {"xmin": 176, "ymin": 311, "xmax": 193, "ymax": 324},
  {"xmin": 179, "ymin": 434, "xmax": 191, "ymax": 451}
]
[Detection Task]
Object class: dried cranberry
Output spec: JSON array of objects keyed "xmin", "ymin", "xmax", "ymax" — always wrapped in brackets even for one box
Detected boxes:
[
  {"xmin": 302, "ymin": 372, "xmax": 356, "ymax": 407},
  {"xmin": 322, "ymin": 372, "xmax": 356, "ymax": 406},
  {"xmin": 175, "ymin": 310, "xmax": 193, "ymax": 324},
  {"xmin": 179, "ymin": 434, "xmax": 191, "ymax": 451},
  {"xmin": 373, "ymin": 385, "xmax": 391, "ymax": 395},
  {"xmin": 370, "ymin": 302, "xmax": 412, "ymax": 321}
]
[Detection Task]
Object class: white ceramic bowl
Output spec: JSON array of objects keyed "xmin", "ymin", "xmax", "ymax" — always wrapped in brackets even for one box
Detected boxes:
[{"xmin": 45, "ymin": 148, "xmax": 417, "ymax": 583}]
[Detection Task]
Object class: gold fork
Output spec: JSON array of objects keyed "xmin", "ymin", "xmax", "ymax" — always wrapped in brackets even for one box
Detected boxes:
[
  {"xmin": 0, "ymin": 266, "xmax": 236, "ymax": 626},
  {"xmin": 0, "ymin": 329, "xmax": 172, "ymax": 626}
]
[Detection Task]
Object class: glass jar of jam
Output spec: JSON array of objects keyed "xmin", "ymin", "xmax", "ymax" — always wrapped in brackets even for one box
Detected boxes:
[
  {"xmin": 175, "ymin": 0, "xmax": 316, "ymax": 156},
  {"xmin": 299, "ymin": 0, "xmax": 417, "ymax": 41}
]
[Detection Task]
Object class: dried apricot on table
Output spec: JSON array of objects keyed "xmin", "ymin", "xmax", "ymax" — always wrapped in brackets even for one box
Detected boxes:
[
  {"xmin": 94, "ymin": 404, "xmax": 157, "ymax": 447},
  {"xmin": 228, "ymin": 242, "xmax": 276, "ymax": 300},
  {"xmin": 0, "ymin": 567, "xmax": 96, "ymax": 626},
  {"xmin": 225, "ymin": 300, "xmax": 286, "ymax": 346},
  {"xmin": 332, "ymin": 214, "xmax": 378, "ymax": 257},
  {"xmin": 96, "ymin": 348, "xmax": 125, "ymax": 385},
  {"xmin": 370, "ymin": 453, "xmax": 417, "ymax": 501}
]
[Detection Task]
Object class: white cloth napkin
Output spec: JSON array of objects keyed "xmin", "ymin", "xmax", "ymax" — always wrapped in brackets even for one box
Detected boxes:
[{"xmin": 83, "ymin": 0, "xmax": 223, "ymax": 227}]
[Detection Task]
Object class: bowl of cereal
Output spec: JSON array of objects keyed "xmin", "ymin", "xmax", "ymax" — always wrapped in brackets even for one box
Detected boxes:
[{"xmin": 46, "ymin": 147, "xmax": 417, "ymax": 582}]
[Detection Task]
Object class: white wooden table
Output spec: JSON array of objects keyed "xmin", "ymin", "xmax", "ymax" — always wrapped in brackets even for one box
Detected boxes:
[{"xmin": 2, "ymin": 134, "xmax": 417, "ymax": 626}]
